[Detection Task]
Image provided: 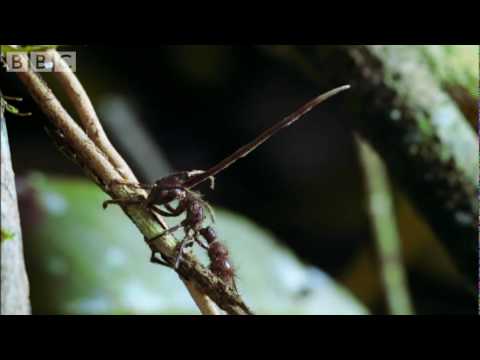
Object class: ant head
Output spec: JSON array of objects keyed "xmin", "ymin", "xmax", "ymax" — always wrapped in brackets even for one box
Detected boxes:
[
  {"xmin": 155, "ymin": 174, "xmax": 185, "ymax": 188},
  {"xmin": 152, "ymin": 187, "xmax": 187, "ymax": 204}
]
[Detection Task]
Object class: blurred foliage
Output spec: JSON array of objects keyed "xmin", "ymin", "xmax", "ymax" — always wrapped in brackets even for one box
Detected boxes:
[
  {"xmin": 23, "ymin": 173, "xmax": 368, "ymax": 314},
  {"xmin": 420, "ymin": 45, "xmax": 477, "ymax": 97},
  {"xmin": 0, "ymin": 45, "xmax": 59, "ymax": 53},
  {"xmin": 1, "ymin": 95, "xmax": 32, "ymax": 116}
]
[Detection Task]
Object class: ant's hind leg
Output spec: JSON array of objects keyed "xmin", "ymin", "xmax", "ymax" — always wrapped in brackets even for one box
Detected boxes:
[
  {"xmin": 174, "ymin": 235, "xmax": 195, "ymax": 269},
  {"xmin": 194, "ymin": 232, "xmax": 209, "ymax": 250},
  {"xmin": 149, "ymin": 251, "xmax": 171, "ymax": 268}
]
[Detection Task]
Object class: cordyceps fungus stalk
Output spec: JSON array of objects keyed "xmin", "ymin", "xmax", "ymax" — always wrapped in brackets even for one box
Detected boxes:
[{"xmin": 183, "ymin": 84, "xmax": 351, "ymax": 189}]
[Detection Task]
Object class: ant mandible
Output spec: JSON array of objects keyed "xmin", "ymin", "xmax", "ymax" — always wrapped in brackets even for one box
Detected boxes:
[{"xmin": 103, "ymin": 85, "xmax": 350, "ymax": 285}]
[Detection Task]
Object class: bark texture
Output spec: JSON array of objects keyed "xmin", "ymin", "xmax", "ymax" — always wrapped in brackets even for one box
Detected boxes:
[{"xmin": 1, "ymin": 107, "xmax": 31, "ymax": 315}]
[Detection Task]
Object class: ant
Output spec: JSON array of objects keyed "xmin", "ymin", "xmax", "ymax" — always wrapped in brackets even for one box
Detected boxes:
[{"xmin": 103, "ymin": 85, "xmax": 350, "ymax": 288}]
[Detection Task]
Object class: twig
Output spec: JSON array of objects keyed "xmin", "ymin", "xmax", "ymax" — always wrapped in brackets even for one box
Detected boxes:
[
  {"xmin": 356, "ymin": 134, "xmax": 414, "ymax": 315},
  {"xmin": 6, "ymin": 51, "xmax": 247, "ymax": 315},
  {"xmin": 1, "ymin": 98, "xmax": 31, "ymax": 315},
  {"xmin": 43, "ymin": 49, "xmax": 135, "ymax": 181}
]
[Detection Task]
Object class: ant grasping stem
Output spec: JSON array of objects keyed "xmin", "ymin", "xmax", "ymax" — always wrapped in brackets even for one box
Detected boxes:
[
  {"xmin": 103, "ymin": 85, "xmax": 350, "ymax": 280},
  {"xmin": 103, "ymin": 170, "xmax": 216, "ymax": 269}
]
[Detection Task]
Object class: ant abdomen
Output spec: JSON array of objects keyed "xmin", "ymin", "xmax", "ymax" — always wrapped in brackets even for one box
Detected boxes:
[
  {"xmin": 210, "ymin": 257, "xmax": 235, "ymax": 283},
  {"xmin": 200, "ymin": 226, "xmax": 236, "ymax": 289},
  {"xmin": 209, "ymin": 242, "xmax": 235, "ymax": 286}
]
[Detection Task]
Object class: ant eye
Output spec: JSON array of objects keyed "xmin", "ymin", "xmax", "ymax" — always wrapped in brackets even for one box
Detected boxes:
[{"xmin": 172, "ymin": 189, "xmax": 186, "ymax": 198}]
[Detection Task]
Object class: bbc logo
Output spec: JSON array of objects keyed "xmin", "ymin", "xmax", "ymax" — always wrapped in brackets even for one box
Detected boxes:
[{"xmin": 1, "ymin": 51, "xmax": 76, "ymax": 72}]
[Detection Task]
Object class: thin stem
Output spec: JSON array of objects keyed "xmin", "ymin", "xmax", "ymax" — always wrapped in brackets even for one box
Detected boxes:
[
  {"xmin": 356, "ymin": 134, "xmax": 414, "ymax": 315},
  {"xmin": 184, "ymin": 281, "xmax": 222, "ymax": 315},
  {"xmin": 43, "ymin": 49, "xmax": 136, "ymax": 181}
]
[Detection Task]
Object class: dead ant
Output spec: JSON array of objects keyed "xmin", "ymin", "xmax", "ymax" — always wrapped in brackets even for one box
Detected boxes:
[
  {"xmin": 103, "ymin": 85, "xmax": 350, "ymax": 284},
  {"xmin": 103, "ymin": 170, "xmax": 216, "ymax": 268}
]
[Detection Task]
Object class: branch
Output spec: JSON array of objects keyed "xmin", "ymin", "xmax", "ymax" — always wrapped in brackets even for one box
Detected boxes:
[
  {"xmin": 43, "ymin": 49, "xmax": 136, "ymax": 181},
  {"xmin": 356, "ymin": 134, "xmax": 414, "ymax": 315},
  {"xmin": 1, "ymin": 98, "xmax": 31, "ymax": 315},
  {"xmin": 6, "ymin": 51, "xmax": 250, "ymax": 315},
  {"xmin": 262, "ymin": 45, "xmax": 477, "ymax": 285}
]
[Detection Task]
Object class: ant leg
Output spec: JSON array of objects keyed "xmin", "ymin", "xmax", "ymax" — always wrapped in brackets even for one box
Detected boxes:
[
  {"xmin": 186, "ymin": 170, "xmax": 215, "ymax": 190},
  {"xmin": 152, "ymin": 206, "xmax": 180, "ymax": 217},
  {"xmin": 149, "ymin": 252, "xmax": 171, "ymax": 268},
  {"xmin": 154, "ymin": 201, "xmax": 187, "ymax": 217},
  {"xmin": 102, "ymin": 196, "xmax": 145, "ymax": 209},
  {"xmin": 174, "ymin": 235, "xmax": 193, "ymax": 270},
  {"xmin": 143, "ymin": 236, "xmax": 172, "ymax": 268},
  {"xmin": 191, "ymin": 196, "xmax": 215, "ymax": 223},
  {"xmin": 164, "ymin": 203, "xmax": 183, "ymax": 214},
  {"xmin": 194, "ymin": 231, "xmax": 209, "ymax": 250},
  {"xmin": 147, "ymin": 224, "xmax": 183, "ymax": 243}
]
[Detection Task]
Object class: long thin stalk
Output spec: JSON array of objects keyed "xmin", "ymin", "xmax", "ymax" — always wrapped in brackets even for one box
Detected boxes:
[{"xmin": 356, "ymin": 134, "xmax": 414, "ymax": 315}]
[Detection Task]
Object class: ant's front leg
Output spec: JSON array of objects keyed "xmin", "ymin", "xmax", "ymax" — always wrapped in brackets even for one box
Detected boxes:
[
  {"xmin": 147, "ymin": 224, "xmax": 184, "ymax": 243},
  {"xmin": 151, "ymin": 206, "xmax": 181, "ymax": 217},
  {"xmin": 102, "ymin": 196, "xmax": 146, "ymax": 209},
  {"xmin": 185, "ymin": 170, "xmax": 215, "ymax": 190},
  {"xmin": 103, "ymin": 180, "xmax": 152, "ymax": 209},
  {"xmin": 149, "ymin": 252, "xmax": 171, "ymax": 268},
  {"xmin": 150, "ymin": 200, "xmax": 187, "ymax": 218}
]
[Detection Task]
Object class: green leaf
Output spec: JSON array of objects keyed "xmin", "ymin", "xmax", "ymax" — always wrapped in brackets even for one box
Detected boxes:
[
  {"xmin": 25, "ymin": 174, "xmax": 369, "ymax": 315},
  {"xmin": 1, "ymin": 95, "xmax": 32, "ymax": 117},
  {"xmin": 1, "ymin": 44, "xmax": 59, "ymax": 53},
  {"xmin": 1, "ymin": 228, "xmax": 14, "ymax": 242}
]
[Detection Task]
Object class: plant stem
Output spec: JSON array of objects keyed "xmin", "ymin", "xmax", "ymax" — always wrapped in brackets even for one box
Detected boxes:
[
  {"xmin": 356, "ymin": 134, "xmax": 414, "ymax": 315},
  {"xmin": 43, "ymin": 49, "xmax": 135, "ymax": 181}
]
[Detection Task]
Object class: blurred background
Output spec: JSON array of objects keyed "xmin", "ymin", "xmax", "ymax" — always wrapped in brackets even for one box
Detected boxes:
[{"xmin": 1, "ymin": 45, "xmax": 477, "ymax": 314}]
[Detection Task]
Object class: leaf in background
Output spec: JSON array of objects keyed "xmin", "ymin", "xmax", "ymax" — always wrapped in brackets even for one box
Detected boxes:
[
  {"xmin": 24, "ymin": 173, "xmax": 368, "ymax": 314},
  {"xmin": 1, "ymin": 45, "xmax": 59, "ymax": 53}
]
